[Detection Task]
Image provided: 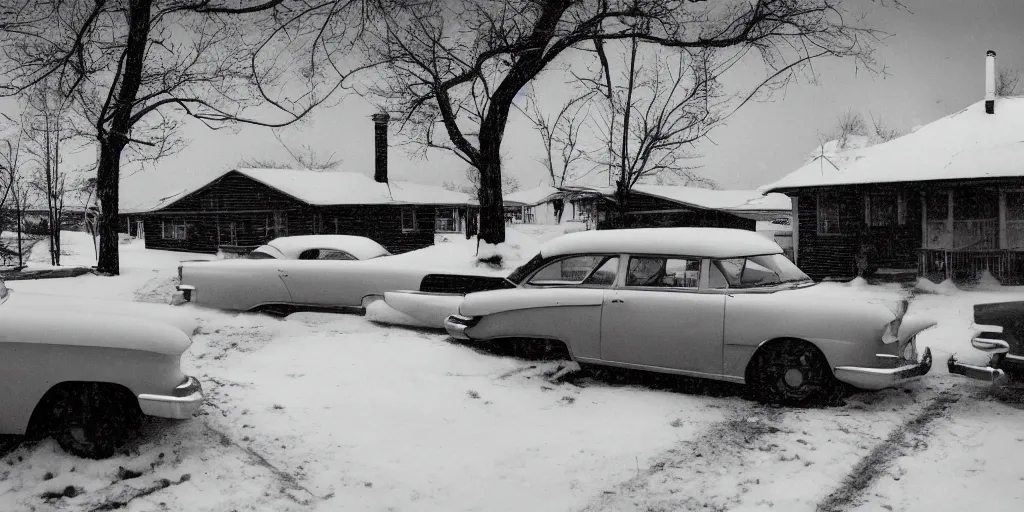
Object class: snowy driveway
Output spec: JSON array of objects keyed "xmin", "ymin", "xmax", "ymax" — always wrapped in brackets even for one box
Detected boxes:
[{"xmin": 2, "ymin": 237, "xmax": 1024, "ymax": 511}]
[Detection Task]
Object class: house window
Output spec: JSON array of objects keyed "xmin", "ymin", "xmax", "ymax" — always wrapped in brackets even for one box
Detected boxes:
[
  {"xmin": 161, "ymin": 219, "xmax": 188, "ymax": 240},
  {"xmin": 401, "ymin": 208, "xmax": 433, "ymax": 232},
  {"xmin": 435, "ymin": 208, "xmax": 460, "ymax": 233},
  {"xmin": 273, "ymin": 211, "xmax": 288, "ymax": 237},
  {"xmin": 816, "ymin": 191, "xmax": 847, "ymax": 235},
  {"xmin": 865, "ymin": 191, "xmax": 905, "ymax": 227},
  {"xmin": 312, "ymin": 213, "xmax": 323, "ymax": 234},
  {"xmin": 218, "ymin": 221, "xmax": 238, "ymax": 245},
  {"xmin": 401, "ymin": 208, "xmax": 416, "ymax": 232}
]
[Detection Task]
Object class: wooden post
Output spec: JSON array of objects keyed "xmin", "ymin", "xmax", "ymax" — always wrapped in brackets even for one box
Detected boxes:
[
  {"xmin": 791, "ymin": 197, "xmax": 799, "ymax": 265},
  {"xmin": 920, "ymin": 191, "xmax": 927, "ymax": 249},
  {"xmin": 999, "ymin": 189, "xmax": 1008, "ymax": 249}
]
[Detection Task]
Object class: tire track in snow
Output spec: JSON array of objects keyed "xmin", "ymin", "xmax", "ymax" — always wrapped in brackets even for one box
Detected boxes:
[
  {"xmin": 577, "ymin": 400, "xmax": 787, "ymax": 512},
  {"xmin": 815, "ymin": 390, "xmax": 961, "ymax": 512}
]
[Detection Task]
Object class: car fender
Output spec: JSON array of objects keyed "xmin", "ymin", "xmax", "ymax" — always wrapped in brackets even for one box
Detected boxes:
[
  {"xmin": 895, "ymin": 314, "xmax": 938, "ymax": 344},
  {"xmin": 6, "ymin": 291, "xmax": 200, "ymax": 336},
  {"xmin": 180, "ymin": 259, "xmax": 293, "ymax": 311},
  {"xmin": 0, "ymin": 307, "xmax": 193, "ymax": 355},
  {"xmin": 458, "ymin": 287, "xmax": 606, "ymax": 317}
]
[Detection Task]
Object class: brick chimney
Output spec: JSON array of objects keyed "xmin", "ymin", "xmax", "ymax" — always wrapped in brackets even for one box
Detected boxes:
[
  {"xmin": 371, "ymin": 113, "xmax": 390, "ymax": 183},
  {"xmin": 986, "ymin": 50, "xmax": 996, "ymax": 114}
]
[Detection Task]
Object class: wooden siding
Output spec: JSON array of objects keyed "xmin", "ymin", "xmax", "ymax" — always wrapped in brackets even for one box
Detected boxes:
[
  {"xmin": 135, "ymin": 171, "xmax": 444, "ymax": 254},
  {"xmin": 794, "ymin": 191, "xmax": 861, "ymax": 281}
]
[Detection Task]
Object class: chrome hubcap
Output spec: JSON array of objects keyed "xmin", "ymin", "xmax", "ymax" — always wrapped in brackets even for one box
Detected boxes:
[{"xmin": 784, "ymin": 368, "xmax": 805, "ymax": 387}]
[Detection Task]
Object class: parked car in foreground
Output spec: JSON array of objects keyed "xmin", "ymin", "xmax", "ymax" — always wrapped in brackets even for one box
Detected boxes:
[
  {"xmin": 948, "ymin": 300, "xmax": 1024, "ymax": 385},
  {"xmin": 437, "ymin": 227, "xmax": 935, "ymax": 405},
  {"xmin": 175, "ymin": 234, "xmax": 512, "ymax": 316},
  {"xmin": 0, "ymin": 280, "xmax": 204, "ymax": 458}
]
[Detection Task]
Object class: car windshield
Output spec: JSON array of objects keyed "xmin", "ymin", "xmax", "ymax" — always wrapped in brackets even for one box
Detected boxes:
[
  {"xmin": 506, "ymin": 253, "xmax": 545, "ymax": 285},
  {"xmin": 713, "ymin": 254, "xmax": 812, "ymax": 289}
]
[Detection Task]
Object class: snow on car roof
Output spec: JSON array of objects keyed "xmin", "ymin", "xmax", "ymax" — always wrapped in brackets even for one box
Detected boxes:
[
  {"xmin": 540, "ymin": 228, "xmax": 784, "ymax": 259},
  {"xmin": 267, "ymin": 235, "xmax": 390, "ymax": 260}
]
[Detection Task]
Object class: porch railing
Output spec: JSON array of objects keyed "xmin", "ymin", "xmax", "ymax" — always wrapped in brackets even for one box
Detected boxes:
[
  {"xmin": 919, "ymin": 248, "xmax": 1024, "ymax": 285},
  {"xmin": 925, "ymin": 218, "xmax": 999, "ymax": 250}
]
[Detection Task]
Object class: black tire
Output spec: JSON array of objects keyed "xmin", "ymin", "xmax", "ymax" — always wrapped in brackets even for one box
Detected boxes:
[
  {"xmin": 253, "ymin": 304, "xmax": 295, "ymax": 318},
  {"xmin": 32, "ymin": 384, "xmax": 141, "ymax": 459},
  {"xmin": 748, "ymin": 339, "xmax": 836, "ymax": 407}
]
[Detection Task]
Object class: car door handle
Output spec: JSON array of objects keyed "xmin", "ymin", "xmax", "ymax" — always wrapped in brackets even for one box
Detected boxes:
[{"xmin": 611, "ymin": 298, "xmax": 625, "ymax": 303}]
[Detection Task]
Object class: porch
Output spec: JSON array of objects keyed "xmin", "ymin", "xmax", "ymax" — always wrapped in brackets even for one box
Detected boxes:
[{"xmin": 918, "ymin": 188, "xmax": 1024, "ymax": 284}]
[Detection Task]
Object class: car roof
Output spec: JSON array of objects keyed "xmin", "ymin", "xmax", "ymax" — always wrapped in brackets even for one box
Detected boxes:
[
  {"xmin": 266, "ymin": 235, "xmax": 390, "ymax": 260},
  {"xmin": 539, "ymin": 227, "xmax": 784, "ymax": 259}
]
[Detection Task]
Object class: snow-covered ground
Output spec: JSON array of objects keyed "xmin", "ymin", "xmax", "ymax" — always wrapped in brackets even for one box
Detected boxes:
[{"xmin": 2, "ymin": 227, "xmax": 1024, "ymax": 511}]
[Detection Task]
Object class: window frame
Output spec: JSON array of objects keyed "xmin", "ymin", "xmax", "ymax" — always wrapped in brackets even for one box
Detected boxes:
[
  {"xmin": 864, "ymin": 191, "xmax": 906, "ymax": 228},
  {"xmin": 401, "ymin": 208, "xmax": 417, "ymax": 232},
  {"xmin": 521, "ymin": 253, "xmax": 623, "ymax": 289},
  {"xmin": 161, "ymin": 218, "xmax": 188, "ymax": 240},
  {"xmin": 816, "ymin": 191, "xmax": 847, "ymax": 236},
  {"xmin": 621, "ymin": 254, "xmax": 704, "ymax": 292},
  {"xmin": 434, "ymin": 207, "xmax": 460, "ymax": 233}
]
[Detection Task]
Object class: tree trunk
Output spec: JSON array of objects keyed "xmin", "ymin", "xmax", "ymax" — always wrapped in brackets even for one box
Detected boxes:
[
  {"xmin": 95, "ymin": 141, "xmax": 122, "ymax": 274},
  {"xmin": 475, "ymin": 156, "xmax": 505, "ymax": 245}
]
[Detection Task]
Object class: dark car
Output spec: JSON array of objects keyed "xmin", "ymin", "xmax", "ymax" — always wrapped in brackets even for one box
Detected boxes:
[{"xmin": 948, "ymin": 300, "xmax": 1024, "ymax": 385}]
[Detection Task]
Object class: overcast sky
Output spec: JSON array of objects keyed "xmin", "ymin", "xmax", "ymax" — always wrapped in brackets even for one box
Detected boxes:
[{"xmin": 8, "ymin": 0, "xmax": 1022, "ymax": 207}]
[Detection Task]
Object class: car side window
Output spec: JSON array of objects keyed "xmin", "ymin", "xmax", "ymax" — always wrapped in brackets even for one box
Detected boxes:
[
  {"xmin": 708, "ymin": 261, "xmax": 729, "ymax": 289},
  {"xmin": 714, "ymin": 258, "xmax": 745, "ymax": 287},
  {"xmin": 528, "ymin": 255, "xmax": 608, "ymax": 286},
  {"xmin": 318, "ymin": 249, "xmax": 357, "ymax": 260},
  {"xmin": 625, "ymin": 257, "xmax": 700, "ymax": 288},
  {"xmin": 581, "ymin": 257, "xmax": 619, "ymax": 286},
  {"xmin": 298, "ymin": 249, "xmax": 320, "ymax": 260}
]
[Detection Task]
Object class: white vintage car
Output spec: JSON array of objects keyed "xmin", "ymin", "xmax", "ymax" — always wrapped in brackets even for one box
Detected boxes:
[
  {"xmin": 0, "ymin": 280, "xmax": 204, "ymax": 458},
  {"xmin": 175, "ymin": 235, "xmax": 513, "ymax": 316},
  {"xmin": 441, "ymin": 227, "xmax": 936, "ymax": 405},
  {"xmin": 240, "ymin": 235, "xmax": 392, "ymax": 261}
]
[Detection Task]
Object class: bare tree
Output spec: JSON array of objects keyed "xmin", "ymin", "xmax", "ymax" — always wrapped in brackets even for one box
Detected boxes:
[
  {"xmin": 240, "ymin": 130, "xmax": 342, "ymax": 170},
  {"xmin": 0, "ymin": 0, "xmax": 360, "ymax": 274},
  {"xmin": 996, "ymin": 68, "xmax": 1021, "ymax": 97},
  {"xmin": 515, "ymin": 89, "xmax": 595, "ymax": 191},
  {"xmin": 443, "ymin": 166, "xmax": 521, "ymax": 196},
  {"xmin": 22, "ymin": 80, "xmax": 83, "ymax": 266},
  {"xmin": 0, "ymin": 128, "xmax": 33, "ymax": 266},
  {"xmin": 357, "ymin": 0, "xmax": 891, "ymax": 245},
  {"xmin": 833, "ymin": 109, "xmax": 867, "ymax": 149},
  {"xmin": 589, "ymin": 42, "xmax": 722, "ymax": 220},
  {"xmin": 869, "ymin": 112, "xmax": 903, "ymax": 143}
]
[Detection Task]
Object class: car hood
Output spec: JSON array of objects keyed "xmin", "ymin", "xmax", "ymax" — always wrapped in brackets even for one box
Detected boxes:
[{"xmin": 2, "ymin": 290, "xmax": 200, "ymax": 338}]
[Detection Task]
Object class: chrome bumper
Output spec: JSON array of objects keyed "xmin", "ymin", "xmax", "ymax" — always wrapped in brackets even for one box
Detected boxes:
[
  {"xmin": 834, "ymin": 347, "xmax": 933, "ymax": 391},
  {"xmin": 137, "ymin": 376, "xmax": 204, "ymax": 419},
  {"xmin": 948, "ymin": 355, "xmax": 1009, "ymax": 386},
  {"xmin": 172, "ymin": 284, "xmax": 195, "ymax": 306},
  {"xmin": 444, "ymin": 314, "xmax": 476, "ymax": 340}
]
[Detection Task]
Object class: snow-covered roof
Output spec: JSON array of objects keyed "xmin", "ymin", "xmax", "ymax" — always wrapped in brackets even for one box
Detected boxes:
[
  {"xmin": 540, "ymin": 227, "xmax": 784, "ymax": 259},
  {"xmin": 265, "ymin": 235, "xmax": 390, "ymax": 260},
  {"xmin": 559, "ymin": 185, "xmax": 790, "ymax": 212},
  {"xmin": 237, "ymin": 169, "xmax": 471, "ymax": 206},
  {"xmin": 632, "ymin": 185, "xmax": 792, "ymax": 212},
  {"xmin": 505, "ymin": 184, "xmax": 561, "ymax": 206},
  {"xmin": 125, "ymin": 168, "xmax": 472, "ymax": 213},
  {"xmin": 762, "ymin": 97, "xmax": 1024, "ymax": 193}
]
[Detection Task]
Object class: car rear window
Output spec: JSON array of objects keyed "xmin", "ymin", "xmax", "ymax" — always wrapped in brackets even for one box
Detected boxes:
[{"xmin": 528, "ymin": 255, "xmax": 614, "ymax": 286}]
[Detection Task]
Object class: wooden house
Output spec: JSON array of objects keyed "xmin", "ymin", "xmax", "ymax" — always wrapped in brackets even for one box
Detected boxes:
[
  {"xmin": 762, "ymin": 51, "xmax": 1024, "ymax": 284},
  {"xmin": 122, "ymin": 114, "xmax": 471, "ymax": 255}
]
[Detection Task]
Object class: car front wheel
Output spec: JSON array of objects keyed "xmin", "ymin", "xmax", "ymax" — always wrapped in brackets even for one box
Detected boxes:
[
  {"xmin": 32, "ymin": 384, "xmax": 141, "ymax": 459},
  {"xmin": 748, "ymin": 339, "xmax": 837, "ymax": 407}
]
